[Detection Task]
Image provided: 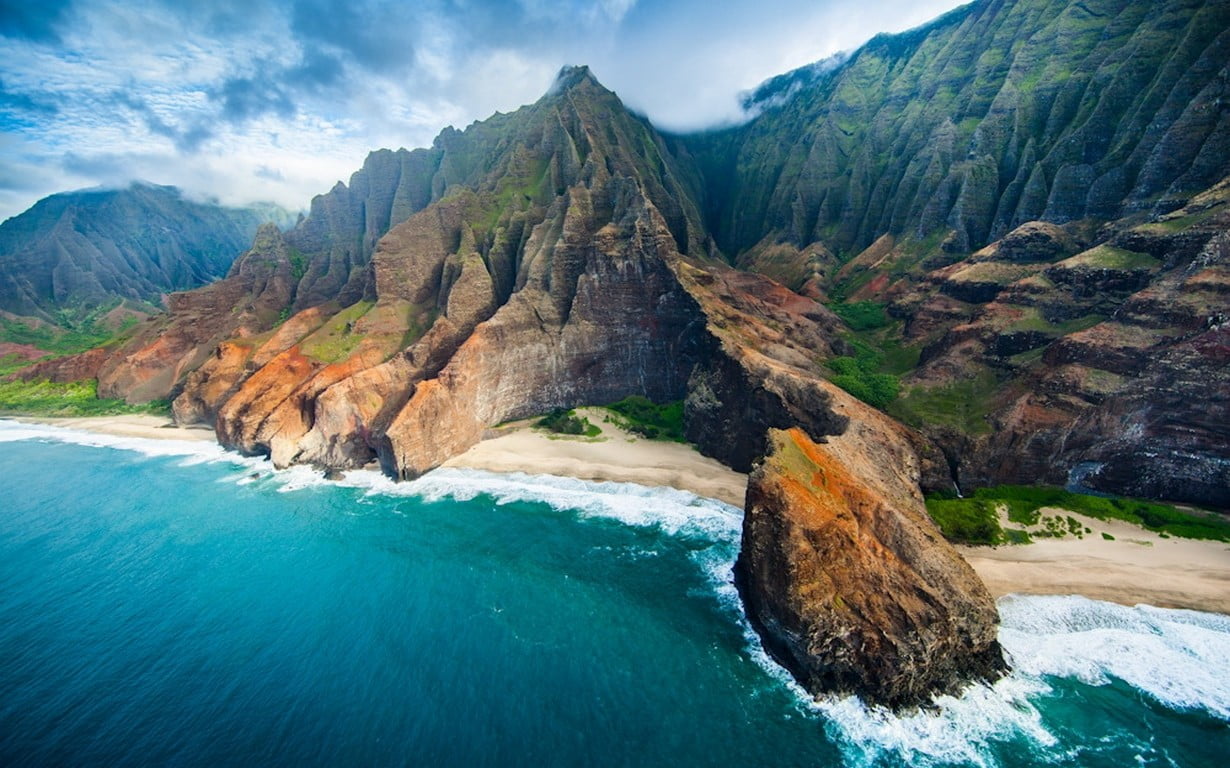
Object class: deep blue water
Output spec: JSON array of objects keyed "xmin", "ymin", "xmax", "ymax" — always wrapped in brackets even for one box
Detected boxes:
[{"xmin": 1, "ymin": 421, "xmax": 1227, "ymax": 767}]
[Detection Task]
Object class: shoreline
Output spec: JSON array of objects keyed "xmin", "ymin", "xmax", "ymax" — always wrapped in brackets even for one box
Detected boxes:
[
  {"xmin": 442, "ymin": 408, "xmax": 749, "ymax": 507},
  {"xmin": 7, "ymin": 412, "xmax": 1229, "ymax": 615},
  {"xmin": 959, "ymin": 510, "xmax": 1230, "ymax": 615},
  {"xmin": 10, "ymin": 414, "xmax": 217, "ymax": 442}
]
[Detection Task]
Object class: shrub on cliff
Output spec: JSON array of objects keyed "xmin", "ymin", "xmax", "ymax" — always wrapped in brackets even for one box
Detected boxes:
[
  {"xmin": 827, "ymin": 354, "xmax": 900, "ymax": 410},
  {"xmin": 603, "ymin": 397, "xmax": 685, "ymax": 441},
  {"xmin": 923, "ymin": 497, "xmax": 1002, "ymax": 545},
  {"xmin": 535, "ymin": 409, "xmax": 598, "ymax": 436}
]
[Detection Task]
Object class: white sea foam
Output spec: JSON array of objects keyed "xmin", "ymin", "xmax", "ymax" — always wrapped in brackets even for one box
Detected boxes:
[
  {"xmin": 340, "ymin": 466, "xmax": 744, "ymax": 542},
  {"xmin": 997, "ymin": 594, "xmax": 1230, "ymax": 719},
  {"xmin": 0, "ymin": 419, "xmax": 233, "ymax": 461}
]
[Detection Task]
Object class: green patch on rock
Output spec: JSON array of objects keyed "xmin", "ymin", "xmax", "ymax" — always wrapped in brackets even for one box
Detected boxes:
[
  {"xmin": 299, "ymin": 301, "xmax": 374, "ymax": 363},
  {"xmin": 829, "ymin": 301, "xmax": 891, "ymax": 331},
  {"xmin": 1003, "ymin": 306, "xmax": 1105, "ymax": 336},
  {"xmin": 823, "ymin": 333, "xmax": 910, "ymax": 410},
  {"xmin": 1061, "ymin": 245, "xmax": 1160, "ymax": 271},
  {"xmin": 1, "ymin": 315, "xmax": 120, "ymax": 360},
  {"xmin": 965, "ymin": 485, "xmax": 1230, "ymax": 542},
  {"xmin": 0, "ymin": 378, "xmax": 170, "ymax": 417},
  {"xmin": 602, "ymin": 396, "xmax": 685, "ymax": 442},
  {"xmin": 889, "ymin": 370, "xmax": 1000, "ymax": 435}
]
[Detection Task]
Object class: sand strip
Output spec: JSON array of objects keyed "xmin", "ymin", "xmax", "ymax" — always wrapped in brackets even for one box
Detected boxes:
[
  {"xmin": 443, "ymin": 408, "xmax": 749, "ymax": 507},
  {"xmin": 960, "ymin": 510, "xmax": 1230, "ymax": 614},
  {"xmin": 12, "ymin": 414, "xmax": 216, "ymax": 442}
]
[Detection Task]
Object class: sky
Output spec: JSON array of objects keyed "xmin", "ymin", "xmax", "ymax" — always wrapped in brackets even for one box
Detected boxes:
[{"xmin": 0, "ymin": 0, "xmax": 966, "ymax": 221}]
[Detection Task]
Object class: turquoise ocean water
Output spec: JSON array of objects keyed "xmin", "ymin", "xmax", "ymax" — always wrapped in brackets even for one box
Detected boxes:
[{"xmin": 1, "ymin": 420, "xmax": 1227, "ymax": 767}]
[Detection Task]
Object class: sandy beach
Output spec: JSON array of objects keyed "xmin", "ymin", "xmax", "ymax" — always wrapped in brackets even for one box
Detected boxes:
[
  {"xmin": 443, "ymin": 408, "xmax": 749, "ymax": 507},
  {"xmin": 10, "ymin": 411, "xmax": 1230, "ymax": 614},
  {"xmin": 14, "ymin": 414, "xmax": 217, "ymax": 442},
  {"xmin": 959, "ymin": 509, "xmax": 1230, "ymax": 614}
]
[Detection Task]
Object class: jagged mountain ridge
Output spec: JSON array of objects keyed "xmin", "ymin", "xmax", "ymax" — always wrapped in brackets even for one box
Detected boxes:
[
  {"xmin": 664, "ymin": 0, "xmax": 1230, "ymax": 507},
  {"xmin": 18, "ymin": 0, "xmax": 1229, "ymax": 508},
  {"xmin": 133, "ymin": 67, "xmax": 999, "ymax": 706},
  {"xmin": 0, "ymin": 182, "xmax": 294, "ymax": 323}
]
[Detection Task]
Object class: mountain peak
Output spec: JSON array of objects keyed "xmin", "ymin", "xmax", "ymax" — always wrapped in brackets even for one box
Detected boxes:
[{"xmin": 548, "ymin": 64, "xmax": 602, "ymax": 95}]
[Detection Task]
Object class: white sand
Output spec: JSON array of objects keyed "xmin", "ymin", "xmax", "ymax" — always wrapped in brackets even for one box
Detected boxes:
[
  {"xmin": 443, "ymin": 408, "xmax": 749, "ymax": 506},
  {"xmin": 16, "ymin": 414, "xmax": 216, "ymax": 442},
  {"xmin": 960, "ymin": 508, "xmax": 1230, "ymax": 614}
]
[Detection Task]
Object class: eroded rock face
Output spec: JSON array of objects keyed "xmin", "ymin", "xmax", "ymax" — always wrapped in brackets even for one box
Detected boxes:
[
  {"xmin": 900, "ymin": 190, "xmax": 1230, "ymax": 508},
  {"xmin": 738, "ymin": 426, "xmax": 1005, "ymax": 708}
]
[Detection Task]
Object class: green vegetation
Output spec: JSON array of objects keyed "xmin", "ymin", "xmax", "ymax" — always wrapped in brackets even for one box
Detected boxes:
[
  {"xmin": 1002, "ymin": 528, "xmax": 1032, "ymax": 545},
  {"xmin": 924, "ymin": 496, "xmax": 1003, "ymax": 545},
  {"xmin": 827, "ymin": 353, "xmax": 900, "ymax": 409},
  {"xmin": 827, "ymin": 335, "xmax": 906, "ymax": 409},
  {"xmin": 928, "ymin": 485, "xmax": 1230, "ymax": 544},
  {"xmin": 299, "ymin": 301, "xmax": 372, "ymax": 363},
  {"xmin": 288, "ymin": 247, "xmax": 309, "ymax": 281},
  {"xmin": 535, "ymin": 409, "xmax": 600, "ymax": 437},
  {"xmin": 1003, "ymin": 306, "xmax": 1105, "ymax": 336},
  {"xmin": 829, "ymin": 301, "xmax": 891, "ymax": 331},
  {"xmin": 0, "ymin": 353, "xmax": 34, "ymax": 378},
  {"xmin": 0, "ymin": 316, "xmax": 115, "ymax": 358},
  {"xmin": 1063, "ymin": 245, "xmax": 1160, "ymax": 271},
  {"xmin": 889, "ymin": 371, "xmax": 999, "ymax": 435},
  {"xmin": 0, "ymin": 379, "xmax": 169, "ymax": 417},
  {"xmin": 603, "ymin": 396, "xmax": 685, "ymax": 442}
]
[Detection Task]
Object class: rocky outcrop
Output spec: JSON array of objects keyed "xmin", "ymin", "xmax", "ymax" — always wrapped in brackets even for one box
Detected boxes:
[{"xmin": 738, "ymin": 426, "xmax": 1005, "ymax": 708}]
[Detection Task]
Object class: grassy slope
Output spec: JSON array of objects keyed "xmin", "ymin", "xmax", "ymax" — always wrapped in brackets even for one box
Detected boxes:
[{"xmin": 925, "ymin": 485, "xmax": 1230, "ymax": 545}]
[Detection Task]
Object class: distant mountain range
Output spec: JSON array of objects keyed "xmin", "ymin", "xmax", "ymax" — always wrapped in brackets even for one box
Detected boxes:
[{"xmin": 0, "ymin": 182, "xmax": 294, "ymax": 323}]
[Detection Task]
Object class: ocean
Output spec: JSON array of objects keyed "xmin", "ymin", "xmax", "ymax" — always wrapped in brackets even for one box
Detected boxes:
[{"xmin": 1, "ymin": 420, "xmax": 1227, "ymax": 767}]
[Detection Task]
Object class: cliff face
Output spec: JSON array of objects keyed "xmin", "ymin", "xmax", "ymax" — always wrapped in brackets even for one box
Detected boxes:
[
  {"xmin": 667, "ymin": 0, "xmax": 1230, "ymax": 509},
  {"xmin": 148, "ymin": 68, "xmax": 717, "ymax": 475},
  {"xmin": 739, "ymin": 426, "xmax": 1004, "ymax": 707},
  {"xmin": 683, "ymin": 0, "xmax": 1230, "ymax": 268},
  {"xmin": 897, "ymin": 185, "xmax": 1230, "ymax": 507},
  {"xmin": 0, "ymin": 183, "xmax": 291, "ymax": 322}
]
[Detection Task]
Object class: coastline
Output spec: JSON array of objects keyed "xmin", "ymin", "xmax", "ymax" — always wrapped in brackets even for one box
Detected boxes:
[
  {"xmin": 959, "ymin": 511, "xmax": 1230, "ymax": 615},
  {"xmin": 442, "ymin": 408, "xmax": 749, "ymax": 507},
  {"xmin": 7, "ymin": 412, "xmax": 1229, "ymax": 615},
  {"xmin": 10, "ymin": 414, "xmax": 217, "ymax": 442}
]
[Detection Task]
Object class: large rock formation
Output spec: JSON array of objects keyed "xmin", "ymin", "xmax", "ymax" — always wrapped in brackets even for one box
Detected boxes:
[{"xmin": 739, "ymin": 426, "xmax": 1005, "ymax": 707}]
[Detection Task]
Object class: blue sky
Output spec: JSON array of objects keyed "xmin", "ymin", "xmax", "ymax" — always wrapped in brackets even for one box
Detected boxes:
[{"xmin": 0, "ymin": 0, "xmax": 965, "ymax": 220}]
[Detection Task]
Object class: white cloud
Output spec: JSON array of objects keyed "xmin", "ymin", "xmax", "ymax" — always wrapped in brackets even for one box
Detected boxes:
[{"xmin": 0, "ymin": 0, "xmax": 968, "ymax": 221}]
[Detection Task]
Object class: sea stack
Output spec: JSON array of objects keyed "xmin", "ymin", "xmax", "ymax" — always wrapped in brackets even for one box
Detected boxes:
[{"xmin": 737, "ymin": 427, "xmax": 1006, "ymax": 708}]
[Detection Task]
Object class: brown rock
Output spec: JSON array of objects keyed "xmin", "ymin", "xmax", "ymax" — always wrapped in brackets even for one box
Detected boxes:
[{"xmin": 737, "ymin": 425, "xmax": 1005, "ymax": 708}]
